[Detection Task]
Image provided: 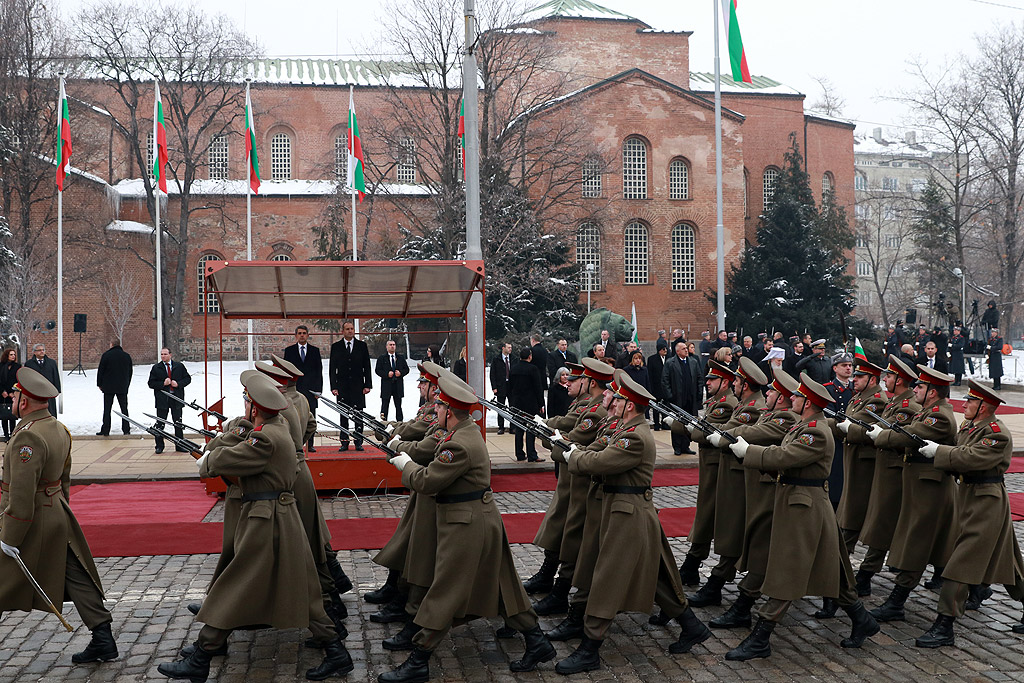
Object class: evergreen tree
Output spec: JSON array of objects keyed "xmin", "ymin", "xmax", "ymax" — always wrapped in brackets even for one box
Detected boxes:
[
  {"xmin": 911, "ymin": 179, "xmax": 960, "ymax": 325},
  {"xmin": 725, "ymin": 135, "xmax": 860, "ymax": 343}
]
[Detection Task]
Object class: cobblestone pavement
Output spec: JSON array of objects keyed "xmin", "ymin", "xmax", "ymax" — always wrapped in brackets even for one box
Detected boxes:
[{"xmin": 5, "ymin": 480, "xmax": 1024, "ymax": 681}]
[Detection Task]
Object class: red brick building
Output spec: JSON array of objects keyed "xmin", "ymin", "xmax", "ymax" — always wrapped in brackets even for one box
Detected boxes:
[{"xmin": 22, "ymin": 0, "xmax": 853, "ymax": 364}]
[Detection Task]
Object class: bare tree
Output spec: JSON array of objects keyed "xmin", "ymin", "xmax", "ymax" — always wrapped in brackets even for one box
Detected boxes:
[
  {"xmin": 0, "ymin": 258, "xmax": 52, "ymax": 359},
  {"xmin": 809, "ymin": 75, "xmax": 845, "ymax": 117},
  {"xmin": 103, "ymin": 270, "xmax": 142, "ymax": 344},
  {"xmin": 854, "ymin": 188, "xmax": 919, "ymax": 324}
]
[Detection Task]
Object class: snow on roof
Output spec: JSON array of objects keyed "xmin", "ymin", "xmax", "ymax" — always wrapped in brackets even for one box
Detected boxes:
[
  {"xmin": 105, "ymin": 219, "xmax": 153, "ymax": 234},
  {"xmin": 112, "ymin": 178, "xmax": 433, "ymax": 198},
  {"xmin": 689, "ymin": 72, "xmax": 803, "ymax": 96},
  {"xmin": 523, "ymin": 0, "xmax": 644, "ymax": 23},
  {"xmin": 244, "ymin": 58, "xmax": 432, "ymax": 88},
  {"xmin": 35, "ymin": 153, "xmax": 108, "ymax": 186},
  {"xmin": 854, "ymin": 130, "xmax": 941, "ymax": 158}
]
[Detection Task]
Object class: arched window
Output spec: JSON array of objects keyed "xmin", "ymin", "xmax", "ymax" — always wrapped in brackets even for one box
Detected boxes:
[
  {"xmin": 743, "ymin": 167, "xmax": 749, "ymax": 218},
  {"xmin": 622, "ymin": 138, "xmax": 647, "ymax": 199},
  {"xmin": 209, "ymin": 133, "xmax": 228, "ymax": 180},
  {"xmin": 623, "ymin": 221, "xmax": 648, "ymax": 284},
  {"xmin": 146, "ymin": 132, "xmax": 154, "ymax": 178},
  {"xmin": 270, "ymin": 253, "xmax": 292, "ymax": 262},
  {"xmin": 669, "ymin": 158, "xmax": 690, "ymax": 199},
  {"xmin": 582, "ymin": 158, "xmax": 602, "ymax": 198},
  {"xmin": 854, "ymin": 172, "xmax": 867, "ymax": 191},
  {"xmin": 271, "ymin": 132, "xmax": 292, "ymax": 180},
  {"xmin": 335, "ymin": 135, "xmax": 347, "ymax": 183},
  {"xmin": 576, "ymin": 223, "xmax": 601, "ymax": 290},
  {"xmin": 671, "ymin": 224, "xmax": 696, "ymax": 291},
  {"xmin": 822, "ymin": 171, "xmax": 835, "ymax": 206},
  {"xmin": 763, "ymin": 167, "xmax": 780, "ymax": 209},
  {"xmin": 197, "ymin": 254, "xmax": 222, "ymax": 312},
  {"xmin": 397, "ymin": 137, "xmax": 416, "ymax": 183}
]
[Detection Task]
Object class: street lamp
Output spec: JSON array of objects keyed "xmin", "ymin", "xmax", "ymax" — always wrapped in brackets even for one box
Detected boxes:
[
  {"xmin": 586, "ymin": 263, "xmax": 595, "ymax": 313},
  {"xmin": 953, "ymin": 267, "xmax": 966, "ymax": 332}
]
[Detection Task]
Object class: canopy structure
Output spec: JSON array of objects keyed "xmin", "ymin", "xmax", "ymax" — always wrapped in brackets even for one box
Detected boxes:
[{"xmin": 203, "ymin": 259, "xmax": 485, "ymax": 319}]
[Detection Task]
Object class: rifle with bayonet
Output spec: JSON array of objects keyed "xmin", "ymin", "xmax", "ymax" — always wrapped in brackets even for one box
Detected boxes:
[
  {"xmin": 118, "ymin": 410, "xmax": 239, "ymax": 486},
  {"xmin": 316, "ymin": 413, "xmax": 401, "ymax": 459},
  {"xmin": 822, "ymin": 406, "xmax": 874, "ymax": 430},
  {"xmin": 478, "ymin": 396, "xmax": 556, "ymax": 438},
  {"xmin": 650, "ymin": 400, "xmax": 737, "ymax": 443},
  {"xmin": 160, "ymin": 390, "xmax": 228, "ymax": 422},
  {"xmin": 864, "ymin": 408, "xmax": 927, "ymax": 446},
  {"xmin": 317, "ymin": 395, "xmax": 390, "ymax": 435},
  {"xmin": 143, "ymin": 412, "xmax": 217, "ymax": 439}
]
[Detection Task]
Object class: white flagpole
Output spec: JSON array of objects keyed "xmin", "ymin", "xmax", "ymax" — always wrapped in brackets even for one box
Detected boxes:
[
  {"xmin": 154, "ymin": 82, "xmax": 163, "ymax": 359},
  {"xmin": 246, "ymin": 80, "xmax": 254, "ymax": 368},
  {"xmin": 348, "ymin": 85, "xmax": 359, "ymax": 335},
  {"xmin": 56, "ymin": 74, "xmax": 65, "ymax": 413},
  {"xmin": 713, "ymin": 0, "xmax": 726, "ymax": 334}
]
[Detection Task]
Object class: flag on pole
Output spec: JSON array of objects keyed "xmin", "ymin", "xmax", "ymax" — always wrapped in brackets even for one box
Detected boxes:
[
  {"xmin": 153, "ymin": 83, "xmax": 169, "ymax": 193},
  {"xmin": 458, "ymin": 97, "xmax": 465, "ymax": 179},
  {"xmin": 245, "ymin": 84, "xmax": 261, "ymax": 194},
  {"xmin": 631, "ymin": 302, "xmax": 639, "ymax": 346},
  {"xmin": 346, "ymin": 88, "xmax": 366, "ymax": 202},
  {"xmin": 56, "ymin": 77, "xmax": 72, "ymax": 191},
  {"xmin": 720, "ymin": 0, "xmax": 752, "ymax": 84},
  {"xmin": 853, "ymin": 337, "xmax": 867, "ymax": 363}
]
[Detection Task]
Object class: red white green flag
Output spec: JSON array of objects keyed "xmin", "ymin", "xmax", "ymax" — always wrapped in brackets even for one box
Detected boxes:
[
  {"xmin": 245, "ymin": 84, "xmax": 261, "ymax": 194},
  {"xmin": 346, "ymin": 87, "xmax": 366, "ymax": 202},
  {"xmin": 56, "ymin": 77, "xmax": 72, "ymax": 191},
  {"xmin": 153, "ymin": 82, "xmax": 169, "ymax": 193},
  {"xmin": 458, "ymin": 97, "xmax": 465, "ymax": 179},
  {"xmin": 853, "ymin": 337, "xmax": 867, "ymax": 363},
  {"xmin": 720, "ymin": 0, "xmax": 752, "ymax": 84}
]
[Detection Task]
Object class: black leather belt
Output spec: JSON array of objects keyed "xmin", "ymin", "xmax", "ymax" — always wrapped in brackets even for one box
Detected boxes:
[
  {"xmin": 602, "ymin": 485, "xmax": 651, "ymax": 494},
  {"xmin": 435, "ymin": 488, "xmax": 490, "ymax": 504},
  {"xmin": 957, "ymin": 474, "xmax": 1004, "ymax": 485},
  {"xmin": 241, "ymin": 490, "xmax": 289, "ymax": 503},
  {"xmin": 903, "ymin": 454, "xmax": 935, "ymax": 464},
  {"xmin": 777, "ymin": 475, "xmax": 827, "ymax": 488}
]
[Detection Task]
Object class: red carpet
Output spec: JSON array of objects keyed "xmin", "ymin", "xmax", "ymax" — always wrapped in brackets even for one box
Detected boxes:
[
  {"xmin": 949, "ymin": 398, "xmax": 1024, "ymax": 415},
  {"xmin": 70, "ymin": 481, "xmax": 217, "ymax": 524},
  {"xmin": 490, "ymin": 467, "xmax": 698, "ymax": 493},
  {"xmin": 1010, "ymin": 492, "xmax": 1024, "ymax": 521},
  {"xmin": 1009, "ymin": 457, "xmax": 1024, "ymax": 475}
]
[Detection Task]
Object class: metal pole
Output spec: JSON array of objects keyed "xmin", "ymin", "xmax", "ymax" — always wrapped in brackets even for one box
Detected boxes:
[
  {"xmin": 587, "ymin": 269, "xmax": 591, "ymax": 313},
  {"xmin": 713, "ymin": 0, "xmax": 726, "ymax": 334},
  {"xmin": 350, "ymin": 85, "xmax": 360, "ymax": 336},
  {"xmin": 464, "ymin": 0, "xmax": 485, "ymax": 397},
  {"xmin": 246, "ymin": 80, "xmax": 254, "ymax": 368},
  {"xmin": 961, "ymin": 272, "xmax": 967, "ymax": 330},
  {"xmin": 154, "ymin": 83, "xmax": 163, "ymax": 358}
]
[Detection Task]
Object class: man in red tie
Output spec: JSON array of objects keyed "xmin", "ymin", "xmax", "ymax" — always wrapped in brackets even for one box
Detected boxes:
[{"xmin": 146, "ymin": 348, "xmax": 191, "ymax": 453}]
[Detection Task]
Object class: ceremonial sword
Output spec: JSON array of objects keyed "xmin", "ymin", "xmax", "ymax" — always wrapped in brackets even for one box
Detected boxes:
[{"xmin": 11, "ymin": 553, "xmax": 73, "ymax": 631}]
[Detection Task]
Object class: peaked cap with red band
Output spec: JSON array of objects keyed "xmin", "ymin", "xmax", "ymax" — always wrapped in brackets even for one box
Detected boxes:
[
  {"xmin": 769, "ymin": 366, "xmax": 799, "ymax": 398},
  {"xmin": 706, "ymin": 359, "xmax": 736, "ymax": 382},
  {"xmin": 421, "ymin": 361, "xmax": 443, "ymax": 384},
  {"xmin": 14, "ymin": 367, "xmax": 59, "ymax": 401},
  {"xmin": 966, "ymin": 379, "xmax": 1005, "ymax": 407},
  {"xmin": 853, "ymin": 359, "xmax": 884, "ymax": 377},
  {"xmin": 254, "ymin": 360, "xmax": 291, "ymax": 386},
  {"xmin": 614, "ymin": 371, "xmax": 655, "ymax": 408},
  {"xmin": 915, "ymin": 364, "xmax": 953, "ymax": 388},
  {"xmin": 796, "ymin": 372, "xmax": 835, "ymax": 409},
  {"xmin": 436, "ymin": 373, "xmax": 480, "ymax": 411},
  {"xmin": 582, "ymin": 356, "xmax": 615, "ymax": 382},
  {"xmin": 737, "ymin": 356, "xmax": 768, "ymax": 387},
  {"xmin": 565, "ymin": 361, "xmax": 586, "ymax": 378},
  {"xmin": 883, "ymin": 354, "xmax": 917, "ymax": 384},
  {"xmin": 240, "ymin": 371, "xmax": 288, "ymax": 413},
  {"xmin": 270, "ymin": 353, "xmax": 303, "ymax": 379}
]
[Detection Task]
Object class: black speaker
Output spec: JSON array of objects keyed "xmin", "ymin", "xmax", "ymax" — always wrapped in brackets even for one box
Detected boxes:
[
  {"xmin": 384, "ymin": 318, "xmax": 398, "ymax": 328},
  {"xmin": 73, "ymin": 313, "xmax": 87, "ymax": 333},
  {"xmin": 905, "ymin": 308, "xmax": 917, "ymax": 325}
]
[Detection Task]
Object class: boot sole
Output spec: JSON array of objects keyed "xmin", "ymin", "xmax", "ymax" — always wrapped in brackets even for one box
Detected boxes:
[
  {"xmin": 669, "ymin": 627, "xmax": 711, "ymax": 654},
  {"xmin": 71, "ymin": 653, "xmax": 119, "ymax": 664},
  {"xmin": 545, "ymin": 629, "xmax": 584, "ymax": 642},
  {"xmin": 725, "ymin": 647, "xmax": 770, "ymax": 661},
  {"xmin": 370, "ymin": 613, "xmax": 409, "ymax": 624},
  {"xmin": 509, "ymin": 645, "xmax": 556, "ymax": 672},
  {"xmin": 555, "ymin": 660, "xmax": 600, "ymax": 675},
  {"xmin": 307, "ymin": 660, "xmax": 355, "ymax": 680},
  {"xmin": 709, "ymin": 617, "xmax": 751, "ymax": 629},
  {"xmin": 841, "ymin": 622, "xmax": 880, "ymax": 648},
  {"xmin": 382, "ymin": 640, "xmax": 416, "ymax": 652},
  {"xmin": 378, "ymin": 672, "xmax": 429, "ymax": 683},
  {"xmin": 914, "ymin": 637, "xmax": 954, "ymax": 648}
]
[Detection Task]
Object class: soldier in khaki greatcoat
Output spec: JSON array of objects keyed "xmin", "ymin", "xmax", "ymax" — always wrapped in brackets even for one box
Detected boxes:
[
  {"xmin": 0, "ymin": 368, "xmax": 118, "ymax": 665},
  {"xmin": 914, "ymin": 380, "xmax": 1024, "ymax": 647}
]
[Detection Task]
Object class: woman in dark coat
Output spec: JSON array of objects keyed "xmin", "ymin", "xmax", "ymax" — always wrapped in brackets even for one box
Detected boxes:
[
  {"xmin": 0, "ymin": 347, "xmax": 21, "ymax": 439},
  {"xmin": 988, "ymin": 329, "xmax": 1004, "ymax": 390},
  {"xmin": 949, "ymin": 328, "xmax": 967, "ymax": 386},
  {"xmin": 623, "ymin": 350, "xmax": 650, "ymax": 390},
  {"xmin": 546, "ymin": 366, "xmax": 572, "ymax": 418},
  {"xmin": 453, "ymin": 346, "xmax": 468, "ymax": 382}
]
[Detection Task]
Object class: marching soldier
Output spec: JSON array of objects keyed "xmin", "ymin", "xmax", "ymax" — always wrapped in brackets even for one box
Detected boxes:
[
  {"xmin": 864, "ymin": 364, "xmax": 957, "ymax": 623},
  {"xmin": 0, "ymin": 368, "xmax": 119, "ymax": 665},
  {"xmin": 856, "ymin": 355, "xmax": 920, "ymax": 597},
  {"xmin": 725, "ymin": 373, "xmax": 880, "ymax": 660},
  {"xmin": 914, "ymin": 380, "xmax": 1024, "ymax": 646}
]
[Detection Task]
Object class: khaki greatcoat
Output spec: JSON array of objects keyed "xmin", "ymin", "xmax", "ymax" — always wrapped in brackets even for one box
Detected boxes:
[
  {"xmin": 835, "ymin": 386, "xmax": 887, "ymax": 532},
  {"xmin": 567, "ymin": 414, "xmax": 620, "ymax": 595},
  {"xmin": 714, "ymin": 395, "xmax": 764, "ymax": 558},
  {"xmin": 686, "ymin": 392, "xmax": 737, "ymax": 546},
  {"xmin": 859, "ymin": 389, "xmax": 919, "ymax": 550},
  {"xmin": 533, "ymin": 397, "xmax": 594, "ymax": 551},
  {"xmin": 282, "ymin": 386, "xmax": 331, "ymax": 564}
]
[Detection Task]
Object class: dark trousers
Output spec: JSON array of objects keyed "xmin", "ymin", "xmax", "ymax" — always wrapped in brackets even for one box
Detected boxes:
[
  {"xmin": 307, "ymin": 401, "xmax": 317, "ymax": 449},
  {"xmin": 671, "ymin": 427, "xmax": 691, "ymax": 454},
  {"xmin": 514, "ymin": 426, "xmax": 536, "ymax": 460},
  {"xmin": 494, "ymin": 391, "xmax": 508, "ymax": 429},
  {"xmin": 100, "ymin": 392, "xmax": 129, "ymax": 435},
  {"xmin": 381, "ymin": 388, "xmax": 403, "ymax": 421},
  {"xmin": 337, "ymin": 398, "xmax": 363, "ymax": 447},
  {"xmin": 154, "ymin": 403, "xmax": 183, "ymax": 449},
  {"xmin": 651, "ymin": 405, "xmax": 664, "ymax": 429}
]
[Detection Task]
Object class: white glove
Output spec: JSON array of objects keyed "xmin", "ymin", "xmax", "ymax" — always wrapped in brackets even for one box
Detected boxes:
[
  {"xmin": 531, "ymin": 415, "xmax": 545, "ymax": 428},
  {"xmin": 1, "ymin": 541, "xmax": 19, "ymax": 558},
  {"xmin": 918, "ymin": 440, "xmax": 939, "ymax": 459},
  {"xmin": 837, "ymin": 419, "xmax": 851, "ymax": 434},
  {"xmin": 552, "ymin": 429, "xmax": 565, "ymax": 443},
  {"xmin": 866, "ymin": 424, "xmax": 883, "ymax": 442},
  {"xmin": 707, "ymin": 432, "xmax": 723, "ymax": 448},
  {"xmin": 662, "ymin": 416, "xmax": 675, "ymax": 427},
  {"xmin": 384, "ymin": 423, "xmax": 395, "ymax": 435},
  {"xmin": 387, "ymin": 435, "xmax": 401, "ymax": 450},
  {"xmin": 729, "ymin": 436, "xmax": 749, "ymax": 460},
  {"xmin": 563, "ymin": 444, "xmax": 578, "ymax": 461},
  {"xmin": 390, "ymin": 453, "xmax": 413, "ymax": 471},
  {"xmin": 686, "ymin": 423, "xmax": 700, "ymax": 437},
  {"xmin": 196, "ymin": 453, "xmax": 209, "ymax": 471}
]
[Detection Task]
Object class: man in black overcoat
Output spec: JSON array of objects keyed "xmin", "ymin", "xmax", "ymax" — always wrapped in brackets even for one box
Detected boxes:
[
  {"xmin": 97, "ymin": 339, "xmax": 133, "ymax": 435},
  {"xmin": 283, "ymin": 324, "xmax": 324, "ymax": 451},
  {"xmin": 147, "ymin": 347, "xmax": 191, "ymax": 453},
  {"xmin": 328, "ymin": 320, "xmax": 372, "ymax": 450}
]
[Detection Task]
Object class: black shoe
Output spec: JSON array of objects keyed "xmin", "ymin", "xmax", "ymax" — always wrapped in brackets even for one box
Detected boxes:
[
  {"xmin": 187, "ymin": 602, "xmax": 202, "ymax": 616},
  {"xmin": 154, "ymin": 446, "xmax": 165, "ymax": 454},
  {"xmin": 355, "ymin": 445, "xmax": 364, "ymax": 452},
  {"xmin": 855, "ymin": 569, "xmax": 874, "ymax": 597},
  {"xmin": 307, "ymin": 638, "xmax": 354, "ymax": 680},
  {"xmin": 383, "ymin": 621, "xmax": 420, "ymax": 651},
  {"xmin": 546, "ymin": 603, "xmax": 585, "ymax": 641},
  {"xmin": 671, "ymin": 607, "xmax": 711, "ymax": 653},
  {"xmin": 122, "ymin": 431, "xmax": 131, "ymax": 435},
  {"xmin": 532, "ymin": 577, "xmax": 570, "ymax": 616},
  {"xmin": 681, "ymin": 448, "xmax": 696, "ymax": 455},
  {"xmin": 915, "ymin": 614, "xmax": 955, "ymax": 648},
  {"xmin": 673, "ymin": 451, "xmax": 683, "ymax": 456},
  {"xmin": 308, "ymin": 446, "xmax": 317, "ymax": 453},
  {"xmin": 870, "ymin": 585, "xmax": 911, "ymax": 622},
  {"xmin": 497, "ymin": 428, "xmax": 505, "ymax": 435},
  {"xmin": 180, "ymin": 641, "xmax": 228, "ymax": 658},
  {"xmin": 326, "ymin": 553, "xmax": 353, "ymax": 595},
  {"xmin": 814, "ymin": 597, "xmax": 839, "ymax": 620},
  {"xmin": 554, "ymin": 635, "xmax": 602, "ymax": 675},
  {"xmin": 652, "ymin": 425, "xmax": 661, "ymax": 431},
  {"xmin": 710, "ymin": 593, "xmax": 756, "ymax": 629},
  {"xmin": 516, "ymin": 454, "xmax": 527, "ymax": 461},
  {"xmin": 924, "ymin": 567, "xmax": 944, "ymax": 590},
  {"xmin": 523, "ymin": 551, "xmax": 559, "ymax": 594},
  {"xmin": 688, "ymin": 574, "xmax": 726, "ymax": 608},
  {"xmin": 370, "ymin": 598, "xmax": 409, "ymax": 624},
  {"xmin": 510, "ymin": 626, "xmax": 556, "ymax": 672},
  {"xmin": 157, "ymin": 644, "xmax": 212, "ymax": 681},
  {"xmin": 1013, "ymin": 612, "xmax": 1024, "ymax": 634},
  {"xmin": 72, "ymin": 621, "xmax": 118, "ymax": 663},
  {"xmin": 339, "ymin": 443, "xmax": 349, "ymax": 451},
  {"xmin": 495, "ymin": 625, "xmax": 517, "ymax": 639},
  {"xmin": 365, "ymin": 569, "xmax": 401, "ymax": 604},
  {"xmin": 648, "ymin": 610, "xmax": 672, "ymax": 626},
  {"xmin": 378, "ymin": 647, "xmax": 430, "ymax": 683},
  {"xmin": 95, "ymin": 431, "xmax": 109, "ymax": 436},
  {"xmin": 725, "ymin": 618, "xmax": 775, "ymax": 661},
  {"xmin": 679, "ymin": 555, "xmax": 701, "ymax": 587},
  {"xmin": 966, "ymin": 584, "xmax": 993, "ymax": 611},
  {"xmin": 527, "ymin": 456, "xmax": 546, "ymax": 463},
  {"xmin": 841, "ymin": 602, "xmax": 880, "ymax": 648}
]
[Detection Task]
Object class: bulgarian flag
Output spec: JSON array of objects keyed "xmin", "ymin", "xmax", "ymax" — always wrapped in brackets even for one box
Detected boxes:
[
  {"xmin": 458, "ymin": 97, "xmax": 465, "ymax": 179},
  {"xmin": 346, "ymin": 87, "xmax": 366, "ymax": 202},
  {"xmin": 245, "ymin": 83, "xmax": 260, "ymax": 194},
  {"xmin": 631, "ymin": 302, "xmax": 639, "ymax": 346},
  {"xmin": 153, "ymin": 82, "xmax": 169, "ymax": 193},
  {"xmin": 853, "ymin": 338, "xmax": 868, "ymax": 363},
  {"xmin": 56, "ymin": 76, "xmax": 72, "ymax": 191},
  {"xmin": 720, "ymin": 0, "xmax": 752, "ymax": 84}
]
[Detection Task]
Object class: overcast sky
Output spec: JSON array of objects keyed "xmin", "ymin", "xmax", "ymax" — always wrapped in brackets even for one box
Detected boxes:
[{"xmin": 58, "ymin": 0, "xmax": 1021, "ymax": 135}]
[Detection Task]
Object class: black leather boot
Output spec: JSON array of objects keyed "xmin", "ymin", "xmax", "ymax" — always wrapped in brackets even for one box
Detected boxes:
[
  {"xmin": 1012, "ymin": 611, "xmax": 1024, "ymax": 635},
  {"xmin": 371, "ymin": 594, "xmax": 409, "ymax": 623},
  {"xmin": 966, "ymin": 584, "xmax": 993, "ymax": 611},
  {"xmin": 725, "ymin": 618, "xmax": 775, "ymax": 661},
  {"xmin": 157, "ymin": 644, "xmax": 213, "ymax": 681},
  {"xmin": 854, "ymin": 569, "xmax": 874, "ymax": 597},
  {"xmin": 306, "ymin": 638, "xmax": 354, "ymax": 680},
  {"xmin": 328, "ymin": 593, "xmax": 348, "ymax": 623},
  {"xmin": 326, "ymin": 552, "xmax": 353, "ymax": 595},
  {"xmin": 72, "ymin": 621, "xmax": 119, "ymax": 664},
  {"xmin": 648, "ymin": 609, "xmax": 672, "ymax": 626},
  {"xmin": 546, "ymin": 603, "xmax": 585, "ymax": 641},
  {"xmin": 814, "ymin": 597, "xmax": 839, "ymax": 619},
  {"xmin": 509, "ymin": 626, "xmax": 556, "ymax": 672},
  {"xmin": 532, "ymin": 577, "xmax": 571, "ymax": 616},
  {"xmin": 915, "ymin": 614, "xmax": 955, "ymax": 648},
  {"xmin": 365, "ymin": 568, "xmax": 400, "ymax": 605},
  {"xmin": 186, "ymin": 603, "xmax": 202, "ymax": 616},
  {"xmin": 869, "ymin": 584, "xmax": 911, "ymax": 622},
  {"xmin": 841, "ymin": 601, "xmax": 880, "ymax": 648},
  {"xmin": 179, "ymin": 640, "xmax": 228, "ymax": 658},
  {"xmin": 495, "ymin": 625, "xmax": 517, "ymax": 638},
  {"xmin": 383, "ymin": 620, "xmax": 421, "ymax": 651},
  {"xmin": 523, "ymin": 550, "xmax": 559, "ymax": 594},
  {"xmin": 687, "ymin": 574, "xmax": 726, "ymax": 608},
  {"xmin": 671, "ymin": 607, "xmax": 711, "ymax": 653},
  {"xmin": 678, "ymin": 554, "xmax": 702, "ymax": 587},
  {"xmin": 923, "ymin": 566, "xmax": 944, "ymax": 590},
  {"xmin": 554, "ymin": 635, "xmax": 602, "ymax": 675},
  {"xmin": 378, "ymin": 647, "xmax": 431, "ymax": 683},
  {"xmin": 710, "ymin": 592, "xmax": 756, "ymax": 629}
]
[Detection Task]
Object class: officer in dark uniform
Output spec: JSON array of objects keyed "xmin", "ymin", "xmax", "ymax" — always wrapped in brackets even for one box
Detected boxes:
[
  {"xmin": 822, "ymin": 352, "xmax": 855, "ymax": 510},
  {"xmin": 794, "ymin": 339, "xmax": 831, "ymax": 385}
]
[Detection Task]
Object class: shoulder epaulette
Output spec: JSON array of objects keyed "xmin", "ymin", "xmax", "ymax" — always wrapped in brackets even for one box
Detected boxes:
[
  {"xmin": 590, "ymin": 405, "xmax": 600, "ymax": 412},
  {"xmin": 902, "ymin": 399, "xmax": 910, "ymax": 408},
  {"xmin": 874, "ymin": 393, "xmax": 882, "ymax": 398},
  {"xmin": 823, "ymin": 382, "xmax": 834, "ymax": 387},
  {"xmin": 808, "ymin": 420, "xmax": 817, "ymax": 427},
  {"xmin": 991, "ymin": 422, "xmax": 1001, "ymax": 433},
  {"xmin": 932, "ymin": 406, "xmax": 940, "ymax": 412},
  {"xmin": 748, "ymin": 400, "xmax": 756, "ymax": 406},
  {"xmin": 626, "ymin": 425, "xmax": 636, "ymax": 432},
  {"xmin": 719, "ymin": 395, "xmax": 727, "ymax": 403},
  {"xmin": 253, "ymin": 425, "xmax": 263, "ymax": 431}
]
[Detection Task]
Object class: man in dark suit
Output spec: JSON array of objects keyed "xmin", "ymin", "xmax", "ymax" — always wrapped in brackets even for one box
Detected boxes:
[
  {"xmin": 548, "ymin": 338, "xmax": 577, "ymax": 382},
  {"xmin": 661, "ymin": 340, "xmax": 702, "ymax": 455},
  {"xmin": 489, "ymin": 342, "xmax": 513, "ymax": 435},
  {"xmin": 922, "ymin": 341, "xmax": 948, "ymax": 373},
  {"xmin": 283, "ymin": 324, "xmax": 323, "ymax": 451},
  {"xmin": 529, "ymin": 334, "xmax": 550, "ymax": 390},
  {"xmin": 647, "ymin": 339, "xmax": 669, "ymax": 430},
  {"xmin": 96, "ymin": 339, "xmax": 133, "ymax": 436},
  {"xmin": 146, "ymin": 347, "xmax": 191, "ymax": 453},
  {"xmin": 328, "ymin": 320, "xmax": 372, "ymax": 450},
  {"xmin": 25, "ymin": 343, "xmax": 61, "ymax": 417},
  {"xmin": 508, "ymin": 347, "xmax": 545, "ymax": 462},
  {"xmin": 374, "ymin": 339, "xmax": 409, "ymax": 421}
]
